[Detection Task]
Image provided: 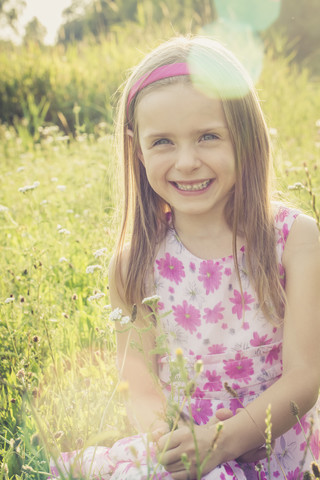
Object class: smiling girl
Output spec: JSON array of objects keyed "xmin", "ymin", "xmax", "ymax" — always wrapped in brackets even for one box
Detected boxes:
[{"xmin": 51, "ymin": 35, "xmax": 320, "ymax": 480}]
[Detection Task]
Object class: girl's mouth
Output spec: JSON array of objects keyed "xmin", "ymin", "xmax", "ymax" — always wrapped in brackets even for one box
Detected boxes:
[{"xmin": 173, "ymin": 179, "xmax": 213, "ymax": 192}]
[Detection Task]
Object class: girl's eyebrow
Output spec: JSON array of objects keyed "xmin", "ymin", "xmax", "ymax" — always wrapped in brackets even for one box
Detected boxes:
[{"xmin": 142, "ymin": 125, "xmax": 229, "ymax": 141}]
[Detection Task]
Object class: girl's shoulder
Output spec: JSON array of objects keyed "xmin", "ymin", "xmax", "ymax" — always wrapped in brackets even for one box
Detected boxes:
[{"xmin": 272, "ymin": 203, "xmax": 320, "ymax": 260}]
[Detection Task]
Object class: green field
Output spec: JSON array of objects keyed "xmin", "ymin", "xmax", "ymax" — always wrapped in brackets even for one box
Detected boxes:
[{"xmin": 0, "ymin": 31, "xmax": 320, "ymax": 479}]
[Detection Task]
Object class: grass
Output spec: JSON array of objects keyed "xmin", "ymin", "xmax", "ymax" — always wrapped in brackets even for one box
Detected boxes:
[
  {"xmin": 0, "ymin": 126, "xmax": 133, "ymax": 479},
  {"xmin": 0, "ymin": 35, "xmax": 319, "ymax": 479}
]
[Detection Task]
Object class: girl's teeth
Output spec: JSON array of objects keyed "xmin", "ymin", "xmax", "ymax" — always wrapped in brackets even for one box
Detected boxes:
[{"xmin": 175, "ymin": 180, "xmax": 210, "ymax": 191}]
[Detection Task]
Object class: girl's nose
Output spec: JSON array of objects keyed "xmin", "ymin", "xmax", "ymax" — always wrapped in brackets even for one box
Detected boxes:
[{"xmin": 174, "ymin": 146, "xmax": 201, "ymax": 172}]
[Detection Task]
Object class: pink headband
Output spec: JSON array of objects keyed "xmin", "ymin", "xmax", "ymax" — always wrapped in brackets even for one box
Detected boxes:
[{"xmin": 126, "ymin": 62, "xmax": 190, "ymax": 122}]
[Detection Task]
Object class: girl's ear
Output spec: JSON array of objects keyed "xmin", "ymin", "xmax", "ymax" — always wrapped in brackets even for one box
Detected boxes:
[{"xmin": 126, "ymin": 128, "xmax": 145, "ymax": 165}]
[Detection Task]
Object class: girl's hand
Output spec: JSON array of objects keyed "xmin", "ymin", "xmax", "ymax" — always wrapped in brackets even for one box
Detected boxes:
[
  {"xmin": 151, "ymin": 422, "xmax": 171, "ymax": 442},
  {"xmin": 215, "ymin": 408, "xmax": 275, "ymax": 464},
  {"xmin": 157, "ymin": 423, "xmax": 221, "ymax": 480},
  {"xmin": 236, "ymin": 442, "xmax": 275, "ymax": 463}
]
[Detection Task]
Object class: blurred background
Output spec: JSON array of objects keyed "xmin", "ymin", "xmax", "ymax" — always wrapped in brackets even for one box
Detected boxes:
[{"xmin": 0, "ymin": 0, "xmax": 319, "ymax": 136}]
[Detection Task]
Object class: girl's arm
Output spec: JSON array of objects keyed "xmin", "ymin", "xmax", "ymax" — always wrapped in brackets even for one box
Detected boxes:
[
  {"xmin": 221, "ymin": 214, "xmax": 320, "ymax": 459},
  {"xmin": 109, "ymin": 252, "xmax": 169, "ymax": 434},
  {"xmin": 159, "ymin": 214, "xmax": 320, "ymax": 477}
]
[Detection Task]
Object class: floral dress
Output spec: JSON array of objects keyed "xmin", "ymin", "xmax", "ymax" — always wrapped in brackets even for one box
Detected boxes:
[{"xmin": 50, "ymin": 206, "xmax": 319, "ymax": 480}]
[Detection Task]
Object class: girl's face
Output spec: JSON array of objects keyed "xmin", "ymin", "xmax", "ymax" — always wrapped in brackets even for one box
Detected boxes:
[{"xmin": 136, "ymin": 82, "xmax": 236, "ymax": 227}]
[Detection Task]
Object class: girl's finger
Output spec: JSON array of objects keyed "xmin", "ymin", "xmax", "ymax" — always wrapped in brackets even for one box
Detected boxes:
[
  {"xmin": 151, "ymin": 425, "xmax": 169, "ymax": 442},
  {"xmin": 215, "ymin": 408, "xmax": 233, "ymax": 420},
  {"xmin": 158, "ymin": 446, "xmax": 184, "ymax": 468},
  {"xmin": 157, "ymin": 430, "xmax": 181, "ymax": 451}
]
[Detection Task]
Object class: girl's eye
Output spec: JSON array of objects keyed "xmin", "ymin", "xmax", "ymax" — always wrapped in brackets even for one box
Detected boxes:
[
  {"xmin": 201, "ymin": 133, "xmax": 219, "ymax": 142},
  {"xmin": 153, "ymin": 138, "xmax": 171, "ymax": 146}
]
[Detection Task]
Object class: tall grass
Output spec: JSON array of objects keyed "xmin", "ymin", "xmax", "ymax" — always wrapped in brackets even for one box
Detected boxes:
[{"xmin": 0, "ymin": 27, "xmax": 319, "ymax": 478}]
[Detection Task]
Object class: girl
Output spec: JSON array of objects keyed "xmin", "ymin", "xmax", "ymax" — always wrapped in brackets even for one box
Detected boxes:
[{"xmin": 51, "ymin": 36, "xmax": 320, "ymax": 479}]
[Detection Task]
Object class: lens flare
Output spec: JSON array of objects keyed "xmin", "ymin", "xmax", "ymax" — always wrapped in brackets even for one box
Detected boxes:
[
  {"xmin": 214, "ymin": 0, "xmax": 281, "ymax": 32},
  {"xmin": 187, "ymin": 38, "xmax": 252, "ymax": 100},
  {"xmin": 201, "ymin": 19, "xmax": 264, "ymax": 84},
  {"xmin": 195, "ymin": 0, "xmax": 282, "ymax": 87}
]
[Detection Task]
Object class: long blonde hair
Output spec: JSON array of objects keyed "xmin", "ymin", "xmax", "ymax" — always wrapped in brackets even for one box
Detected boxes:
[{"xmin": 114, "ymin": 35, "xmax": 284, "ymax": 322}]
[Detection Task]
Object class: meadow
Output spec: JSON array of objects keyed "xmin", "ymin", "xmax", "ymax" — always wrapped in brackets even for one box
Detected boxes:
[{"xmin": 0, "ymin": 28, "xmax": 320, "ymax": 479}]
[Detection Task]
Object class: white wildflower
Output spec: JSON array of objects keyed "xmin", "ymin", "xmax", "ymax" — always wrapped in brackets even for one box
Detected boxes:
[
  {"xmin": 288, "ymin": 182, "xmax": 304, "ymax": 191},
  {"xmin": 40, "ymin": 199, "xmax": 48, "ymax": 205},
  {"xmin": 109, "ymin": 307, "xmax": 123, "ymax": 322},
  {"xmin": 57, "ymin": 225, "xmax": 70, "ymax": 235},
  {"xmin": 59, "ymin": 257, "xmax": 68, "ymax": 263},
  {"xmin": 142, "ymin": 295, "xmax": 161, "ymax": 306},
  {"xmin": 88, "ymin": 292, "xmax": 105, "ymax": 301},
  {"xmin": 4, "ymin": 297, "xmax": 14, "ymax": 304},
  {"xmin": 94, "ymin": 247, "xmax": 107, "ymax": 258},
  {"xmin": 18, "ymin": 181, "xmax": 40, "ymax": 193},
  {"xmin": 17, "ymin": 166, "xmax": 25, "ymax": 172},
  {"xmin": 57, "ymin": 185, "xmax": 66, "ymax": 192},
  {"xmin": 269, "ymin": 128, "xmax": 278, "ymax": 136},
  {"xmin": 0, "ymin": 204, "xmax": 9, "ymax": 212},
  {"xmin": 120, "ymin": 316, "xmax": 131, "ymax": 325},
  {"xmin": 22, "ymin": 465, "xmax": 34, "ymax": 472},
  {"xmin": 56, "ymin": 135, "xmax": 70, "ymax": 142},
  {"xmin": 103, "ymin": 304, "xmax": 111, "ymax": 310},
  {"xmin": 315, "ymin": 119, "xmax": 320, "ymax": 128},
  {"xmin": 51, "ymin": 177, "xmax": 58, "ymax": 182},
  {"xmin": 77, "ymin": 133, "xmax": 87, "ymax": 142},
  {"xmin": 66, "ymin": 209, "xmax": 74, "ymax": 214},
  {"xmin": 86, "ymin": 264, "xmax": 102, "ymax": 274}
]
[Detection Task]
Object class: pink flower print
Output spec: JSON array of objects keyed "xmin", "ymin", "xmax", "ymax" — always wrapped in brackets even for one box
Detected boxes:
[
  {"xmin": 158, "ymin": 301, "xmax": 164, "ymax": 310},
  {"xmin": 275, "ymin": 206, "xmax": 289, "ymax": 223},
  {"xmin": 203, "ymin": 301, "xmax": 225, "ymax": 324},
  {"xmin": 229, "ymin": 289, "xmax": 255, "ymax": 320},
  {"xmin": 192, "ymin": 387, "xmax": 205, "ymax": 398},
  {"xmin": 310, "ymin": 429, "xmax": 320, "ymax": 458},
  {"xmin": 229, "ymin": 398, "xmax": 243, "ymax": 415},
  {"xmin": 156, "ymin": 253, "xmax": 185, "ymax": 284},
  {"xmin": 191, "ymin": 397, "xmax": 213, "ymax": 424},
  {"xmin": 208, "ymin": 344, "xmax": 227, "ymax": 354},
  {"xmin": 223, "ymin": 353, "xmax": 254, "ymax": 384},
  {"xmin": 169, "ymin": 286, "xmax": 175, "ymax": 293},
  {"xmin": 172, "ymin": 300, "xmax": 201, "ymax": 334},
  {"xmin": 250, "ymin": 332, "xmax": 272, "ymax": 347},
  {"xmin": 265, "ymin": 344, "xmax": 281, "ymax": 365},
  {"xmin": 204, "ymin": 370, "xmax": 222, "ymax": 391},
  {"xmin": 189, "ymin": 262, "xmax": 196, "ymax": 272},
  {"xmin": 293, "ymin": 413, "xmax": 310, "ymax": 435},
  {"xmin": 277, "ymin": 223, "xmax": 289, "ymax": 246},
  {"xmin": 198, "ymin": 260, "xmax": 223, "ymax": 295},
  {"xmin": 287, "ymin": 467, "xmax": 303, "ymax": 480},
  {"xmin": 224, "ymin": 267, "xmax": 232, "ymax": 276}
]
